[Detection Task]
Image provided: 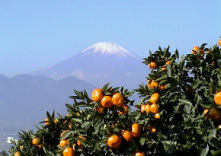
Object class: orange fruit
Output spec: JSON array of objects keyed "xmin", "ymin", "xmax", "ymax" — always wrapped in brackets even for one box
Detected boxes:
[
  {"xmin": 135, "ymin": 151, "xmax": 145, "ymax": 156},
  {"xmin": 161, "ymin": 67, "xmax": 167, "ymax": 71},
  {"xmin": 151, "ymin": 127, "xmax": 156, "ymax": 133},
  {"xmin": 203, "ymin": 109, "xmax": 209, "ymax": 115},
  {"xmin": 145, "ymin": 104, "xmax": 151, "ymax": 113},
  {"xmin": 121, "ymin": 130, "xmax": 133, "ymax": 142},
  {"xmin": 192, "ymin": 46, "xmax": 204, "ymax": 57},
  {"xmin": 63, "ymin": 147, "xmax": 75, "ymax": 156},
  {"xmin": 148, "ymin": 61, "xmax": 157, "ymax": 69},
  {"xmin": 107, "ymin": 135, "xmax": 122, "ymax": 149},
  {"xmin": 218, "ymin": 38, "xmax": 221, "ymax": 47},
  {"xmin": 166, "ymin": 60, "xmax": 171, "ymax": 65},
  {"xmin": 151, "ymin": 80, "xmax": 158, "ymax": 88},
  {"xmin": 159, "ymin": 85, "xmax": 167, "ymax": 90},
  {"xmin": 214, "ymin": 91, "xmax": 221, "ymax": 105},
  {"xmin": 112, "ymin": 93, "xmax": 124, "ymax": 106},
  {"xmin": 119, "ymin": 105, "xmax": 129, "ymax": 115},
  {"xmin": 14, "ymin": 151, "xmax": 21, "ymax": 156},
  {"xmin": 38, "ymin": 144, "xmax": 43, "ymax": 148},
  {"xmin": 149, "ymin": 93, "xmax": 160, "ymax": 104},
  {"xmin": 131, "ymin": 123, "xmax": 141, "ymax": 138},
  {"xmin": 150, "ymin": 103, "xmax": 159, "ymax": 113},
  {"xmin": 101, "ymin": 96, "xmax": 114, "ymax": 108},
  {"xmin": 91, "ymin": 88, "xmax": 104, "ymax": 102},
  {"xmin": 32, "ymin": 137, "xmax": 41, "ymax": 145},
  {"xmin": 192, "ymin": 46, "xmax": 199, "ymax": 55},
  {"xmin": 154, "ymin": 113, "xmax": 160, "ymax": 119},
  {"xmin": 60, "ymin": 139, "xmax": 69, "ymax": 147},
  {"xmin": 140, "ymin": 105, "xmax": 146, "ymax": 113},
  {"xmin": 77, "ymin": 136, "xmax": 86, "ymax": 148},
  {"xmin": 95, "ymin": 106, "xmax": 104, "ymax": 114},
  {"xmin": 209, "ymin": 108, "xmax": 221, "ymax": 120},
  {"xmin": 44, "ymin": 117, "xmax": 50, "ymax": 126}
]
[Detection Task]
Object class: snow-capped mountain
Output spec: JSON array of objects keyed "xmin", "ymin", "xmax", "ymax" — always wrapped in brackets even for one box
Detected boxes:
[{"xmin": 32, "ymin": 42, "xmax": 148, "ymax": 88}]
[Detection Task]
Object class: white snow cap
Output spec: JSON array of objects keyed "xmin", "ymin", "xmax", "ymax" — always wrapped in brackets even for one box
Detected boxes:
[{"xmin": 83, "ymin": 42, "xmax": 131, "ymax": 55}]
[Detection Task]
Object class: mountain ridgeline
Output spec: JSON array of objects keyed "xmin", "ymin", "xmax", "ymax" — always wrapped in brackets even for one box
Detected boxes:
[{"xmin": 31, "ymin": 42, "xmax": 148, "ymax": 89}]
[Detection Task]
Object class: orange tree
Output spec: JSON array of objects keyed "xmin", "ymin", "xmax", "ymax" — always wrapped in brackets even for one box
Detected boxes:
[{"xmin": 9, "ymin": 40, "xmax": 221, "ymax": 156}]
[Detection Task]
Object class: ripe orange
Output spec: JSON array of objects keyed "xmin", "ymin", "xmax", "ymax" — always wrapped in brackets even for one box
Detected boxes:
[
  {"xmin": 121, "ymin": 130, "xmax": 133, "ymax": 142},
  {"xmin": 192, "ymin": 46, "xmax": 204, "ymax": 57},
  {"xmin": 91, "ymin": 88, "xmax": 104, "ymax": 102},
  {"xmin": 14, "ymin": 151, "xmax": 21, "ymax": 156},
  {"xmin": 166, "ymin": 60, "xmax": 171, "ymax": 65},
  {"xmin": 145, "ymin": 104, "xmax": 151, "ymax": 113},
  {"xmin": 140, "ymin": 105, "xmax": 146, "ymax": 113},
  {"xmin": 150, "ymin": 103, "xmax": 159, "ymax": 114},
  {"xmin": 218, "ymin": 38, "xmax": 221, "ymax": 47},
  {"xmin": 112, "ymin": 93, "xmax": 124, "ymax": 106},
  {"xmin": 154, "ymin": 113, "xmax": 160, "ymax": 119},
  {"xmin": 214, "ymin": 91, "xmax": 221, "ymax": 105},
  {"xmin": 107, "ymin": 135, "xmax": 122, "ymax": 149},
  {"xmin": 147, "ymin": 80, "xmax": 152, "ymax": 88},
  {"xmin": 63, "ymin": 147, "xmax": 75, "ymax": 156},
  {"xmin": 77, "ymin": 136, "xmax": 86, "ymax": 148},
  {"xmin": 149, "ymin": 93, "xmax": 160, "ymax": 104},
  {"xmin": 161, "ymin": 67, "xmax": 167, "ymax": 71},
  {"xmin": 151, "ymin": 80, "xmax": 158, "ymax": 88},
  {"xmin": 131, "ymin": 123, "xmax": 141, "ymax": 138},
  {"xmin": 148, "ymin": 61, "xmax": 157, "ymax": 69},
  {"xmin": 159, "ymin": 85, "xmax": 167, "ymax": 90},
  {"xmin": 44, "ymin": 117, "xmax": 50, "ymax": 126},
  {"xmin": 209, "ymin": 108, "xmax": 221, "ymax": 120},
  {"xmin": 135, "ymin": 151, "xmax": 145, "ymax": 156},
  {"xmin": 151, "ymin": 127, "xmax": 156, "ymax": 133},
  {"xmin": 95, "ymin": 106, "xmax": 104, "ymax": 114},
  {"xmin": 38, "ymin": 144, "xmax": 43, "ymax": 148},
  {"xmin": 203, "ymin": 109, "xmax": 209, "ymax": 115},
  {"xmin": 192, "ymin": 46, "xmax": 199, "ymax": 55},
  {"xmin": 32, "ymin": 137, "xmax": 41, "ymax": 145},
  {"xmin": 119, "ymin": 105, "xmax": 129, "ymax": 115},
  {"xmin": 60, "ymin": 139, "xmax": 69, "ymax": 147},
  {"xmin": 101, "ymin": 96, "xmax": 114, "ymax": 108}
]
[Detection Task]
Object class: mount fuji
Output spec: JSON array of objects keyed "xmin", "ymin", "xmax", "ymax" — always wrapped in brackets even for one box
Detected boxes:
[{"xmin": 32, "ymin": 42, "xmax": 148, "ymax": 88}]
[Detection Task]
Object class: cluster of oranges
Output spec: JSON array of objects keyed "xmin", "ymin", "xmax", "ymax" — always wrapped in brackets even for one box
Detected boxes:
[
  {"xmin": 92, "ymin": 88, "xmax": 145, "ymax": 155},
  {"xmin": 92, "ymin": 88, "xmax": 128, "ymax": 115},
  {"xmin": 148, "ymin": 60, "xmax": 171, "ymax": 71},
  {"xmin": 107, "ymin": 123, "xmax": 144, "ymax": 156},
  {"xmin": 58, "ymin": 135, "xmax": 86, "ymax": 156},
  {"xmin": 203, "ymin": 90, "xmax": 221, "ymax": 129}
]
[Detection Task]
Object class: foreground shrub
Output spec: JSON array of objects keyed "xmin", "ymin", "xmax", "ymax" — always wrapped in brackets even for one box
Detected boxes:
[{"xmin": 9, "ymin": 41, "xmax": 221, "ymax": 156}]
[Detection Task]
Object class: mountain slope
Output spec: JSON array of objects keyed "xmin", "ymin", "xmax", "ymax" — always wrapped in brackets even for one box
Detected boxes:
[
  {"xmin": 32, "ymin": 42, "xmax": 148, "ymax": 88},
  {"xmin": 0, "ymin": 74, "xmax": 95, "ymax": 127}
]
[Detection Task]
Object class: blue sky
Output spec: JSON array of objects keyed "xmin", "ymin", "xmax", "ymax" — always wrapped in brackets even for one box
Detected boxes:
[{"xmin": 0, "ymin": 0, "xmax": 220, "ymax": 76}]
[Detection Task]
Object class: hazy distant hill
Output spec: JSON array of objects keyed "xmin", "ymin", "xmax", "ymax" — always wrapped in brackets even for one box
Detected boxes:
[
  {"xmin": 0, "ymin": 74, "xmax": 95, "ymax": 127},
  {"xmin": 32, "ymin": 42, "xmax": 148, "ymax": 89}
]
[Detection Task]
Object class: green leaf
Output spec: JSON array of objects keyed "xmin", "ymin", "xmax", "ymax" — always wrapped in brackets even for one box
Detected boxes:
[
  {"xmin": 209, "ymin": 137, "xmax": 221, "ymax": 148},
  {"xmin": 60, "ymin": 131, "xmax": 73, "ymax": 140},
  {"xmin": 139, "ymin": 137, "xmax": 145, "ymax": 146},
  {"xmin": 200, "ymin": 144, "xmax": 209, "ymax": 156},
  {"xmin": 81, "ymin": 122, "xmax": 91, "ymax": 128},
  {"xmin": 211, "ymin": 150, "xmax": 221, "ymax": 156}
]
